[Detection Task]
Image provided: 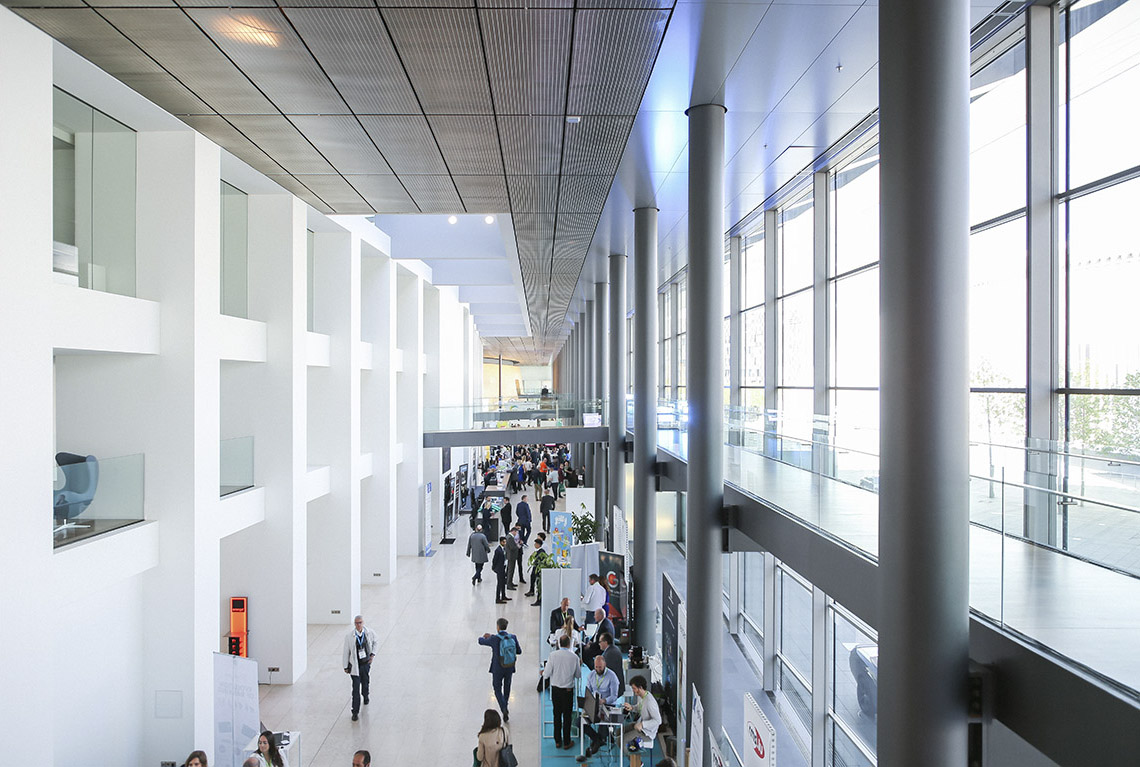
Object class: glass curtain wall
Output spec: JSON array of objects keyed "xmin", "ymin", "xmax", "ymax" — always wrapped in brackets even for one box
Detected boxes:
[
  {"xmin": 52, "ymin": 88, "xmax": 136, "ymax": 296},
  {"xmin": 776, "ymin": 192, "xmax": 815, "ymax": 458},
  {"xmin": 830, "ymin": 146, "xmax": 881, "ymax": 487},
  {"xmin": 741, "ymin": 230, "xmax": 766, "ymax": 417},
  {"xmin": 677, "ymin": 278, "xmax": 688, "ymax": 401},
  {"xmin": 661, "ymin": 288, "xmax": 672, "ymax": 400},
  {"xmin": 775, "ymin": 564, "xmax": 813, "ymax": 759},
  {"xmin": 1058, "ymin": 0, "xmax": 1140, "ymax": 565}
]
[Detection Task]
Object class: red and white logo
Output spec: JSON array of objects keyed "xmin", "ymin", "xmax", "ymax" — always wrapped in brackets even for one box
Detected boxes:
[{"xmin": 747, "ymin": 721, "xmax": 765, "ymax": 758}]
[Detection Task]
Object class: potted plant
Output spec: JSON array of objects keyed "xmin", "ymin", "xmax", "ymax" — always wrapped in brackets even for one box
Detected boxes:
[{"xmin": 571, "ymin": 506, "xmax": 597, "ymax": 544}]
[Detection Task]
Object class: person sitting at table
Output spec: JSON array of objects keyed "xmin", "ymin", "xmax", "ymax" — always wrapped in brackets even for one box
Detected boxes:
[
  {"xmin": 547, "ymin": 615, "xmax": 582, "ymax": 654},
  {"xmin": 621, "ymin": 675, "xmax": 662, "ymax": 765},
  {"xmin": 576, "ymin": 655, "xmax": 621, "ymax": 761},
  {"xmin": 549, "ymin": 596, "xmax": 580, "ymax": 634}
]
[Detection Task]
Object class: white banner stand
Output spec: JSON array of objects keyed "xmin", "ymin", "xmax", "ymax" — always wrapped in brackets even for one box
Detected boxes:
[
  {"xmin": 744, "ymin": 692, "xmax": 777, "ymax": 766},
  {"xmin": 213, "ymin": 652, "xmax": 260, "ymax": 767},
  {"xmin": 690, "ymin": 684, "xmax": 705, "ymax": 767}
]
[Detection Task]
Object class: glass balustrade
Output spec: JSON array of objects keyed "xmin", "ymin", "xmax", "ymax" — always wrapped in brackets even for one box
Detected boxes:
[
  {"xmin": 423, "ymin": 397, "xmax": 607, "ymax": 432},
  {"xmin": 53, "ymin": 451, "xmax": 145, "ymax": 547},
  {"xmin": 220, "ymin": 436, "xmax": 254, "ymax": 497}
]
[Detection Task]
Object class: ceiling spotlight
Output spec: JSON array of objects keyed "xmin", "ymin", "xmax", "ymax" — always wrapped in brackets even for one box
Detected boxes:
[
  {"xmin": 447, "ymin": 215, "xmax": 458, "ymax": 225},
  {"xmin": 484, "ymin": 215, "xmax": 495, "ymax": 224},
  {"xmin": 566, "ymin": 116, "xmax": 582, "ymax": 124}
]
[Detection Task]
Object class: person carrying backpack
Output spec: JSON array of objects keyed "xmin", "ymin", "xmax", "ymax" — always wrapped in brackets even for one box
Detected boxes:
[{"xmin": 478, "ymin": 618, "xmax": 523, "ymax": 722}]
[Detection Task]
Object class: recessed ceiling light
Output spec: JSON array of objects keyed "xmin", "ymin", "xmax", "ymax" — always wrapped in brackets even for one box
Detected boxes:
[
  {"xmin": 484, "ymin": 215, "xmax": 495, "ymax": 224},
  {"xmin": 566, "ymin": 116, "xmax": 581, "ymax": 124},
  {"xmin": 447, "ymin": 215, "xmax": 458, "ymax": 225}
]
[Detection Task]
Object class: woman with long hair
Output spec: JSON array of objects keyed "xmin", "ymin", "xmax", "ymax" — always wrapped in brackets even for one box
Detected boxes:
[
  {"xmin": 183, "ymin": 751, "xmax": 208, "ymax": 767},
  {"xmin": 475, "ymin": 708, "xmax": 509, "ymax": 767},
  {"xmin": 253, "ymin": 730, "xmax": 285, "ymax": 767}
]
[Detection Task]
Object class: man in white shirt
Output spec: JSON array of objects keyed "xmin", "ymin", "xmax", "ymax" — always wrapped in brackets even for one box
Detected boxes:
[
  {"xmin": 542, "ymin": 634, "xmax": 582, "ymax": 749},
  {"xmin": 582, "ymin": 573, "xmax": 607, "ymax": 625},
  {"xmin": 342, "ymin": 615, "xmax": 377, "ymax": 722}
]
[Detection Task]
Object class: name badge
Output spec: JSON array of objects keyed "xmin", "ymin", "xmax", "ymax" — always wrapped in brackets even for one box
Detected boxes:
[{"xmin": 358, "ymin": 647, "xmax": 368, "ymax": 660}]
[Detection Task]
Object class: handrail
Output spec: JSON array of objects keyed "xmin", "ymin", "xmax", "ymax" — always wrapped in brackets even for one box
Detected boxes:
[{"xmin": 967, "ymin": 472, "xmax": 1140, "ymax": 516}]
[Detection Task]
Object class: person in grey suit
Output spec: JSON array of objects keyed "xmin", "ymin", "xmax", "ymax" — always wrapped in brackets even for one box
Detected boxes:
[
  {"xmin": 504, "ymin": 525, "xmax": 522, "ymax": 590},
  {"xmin": 467, "ymin": 524, "xmax": 491, "ymax": 585}
]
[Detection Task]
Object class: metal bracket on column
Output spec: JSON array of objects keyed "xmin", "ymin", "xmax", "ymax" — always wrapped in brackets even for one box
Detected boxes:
[
  {"xmin": 968, "ymin": 662, "xmax": 995, "ymax": 767},
  {"xmin": 623, "ymin": 437, "xmax": 634, "ymax": 463},
  {"xmin": 653, "ymin": 459, "xmax": 663, "ymax": 491},
  {"xmin": 721, "ymin": 504, "xmax": 741, "ymax": 552}
]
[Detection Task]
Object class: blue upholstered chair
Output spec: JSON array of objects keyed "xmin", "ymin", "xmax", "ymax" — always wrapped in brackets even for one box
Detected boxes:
[{"xmin": 54, "ymin": 452, "xmax": 99, "ymax": 534}]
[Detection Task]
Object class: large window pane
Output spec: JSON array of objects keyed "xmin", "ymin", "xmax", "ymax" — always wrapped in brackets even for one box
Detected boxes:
[
  {"xmin": 1067, "ymin": 177, "xmax": 1140, "ymax": 389},
  {"xmin": 830, "ymin": 608, "xmax": 878, "ymax": 754},
  {"xmin": 778, "ymin": 568, "xmax": 812, "ymax": 676},
  {"xmin": 778, "ymin": 389, "xmax": 815, "ymax": 443},
  {"xmin": 832, "ymin": 268, "xmax": 879, "ymax": 388},
  {"xmin": 1065, "ymin": 0, "xmax": 1140, "ymax": 188},
  {"xmin": 832, "ymin": 147, "xmax": 880, "ymax": 275},
  {"xmin": 1068, "ymin": 393, "xmax": 1140, "ymax": 453},
  {"xmin": 745, "ymin": 230, "xmax": 766, "ymax": 308},
  {"xmin": 970, "ymin": 219, "xmax": 1027, "ymax": 387},
  {"xmin": 779, "ymin": 290, "xmax": 813, "ymax": 387},
  {"xmin": 743, "ymin": 551, "xmax": 764, "ymax": 621},
  {"xmin": 53, "ymin": 88, "xmax": 136, "ymax": 297},
  {"xmin": 970, "ymin": 40, "xmax": 1027, "ymax": 224},
  {"xmin": 832, "ymin": 390, "xmax": 880, "ymax": 489},
  {"xmin": 743, "ymin": 307, "xmax": 765, "ymax": 387},
  {"xmin": 779, "ymin": 194, "xmax": 814, "ymax": 294}
]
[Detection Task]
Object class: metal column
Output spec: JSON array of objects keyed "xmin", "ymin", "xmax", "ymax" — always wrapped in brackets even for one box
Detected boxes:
[
  {"xmin": 594, "ymin": 280, "xmax": 609, "ymax": 539},
  {"xmin": 685, "ymin": 102, "xmax": 725, "ymax": 764},
  {"xmin": 878, "ymin": 1, "xmax": 970, "ymax": 765},
  {"xmin": 633, "ymin": 207, "xmax": 659, "ymax": 652},
  {"xmin": 608, "ymin": 254, "xmax": 628, "ymax": 542},
  {"xmin": 583, "ymin": 300, "xmax": 595, "ymax": 488}
]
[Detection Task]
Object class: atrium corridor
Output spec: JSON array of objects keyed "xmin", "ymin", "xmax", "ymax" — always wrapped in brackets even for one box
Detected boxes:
[{"xmin": 258, "ymin": 498, "xmax": 547, "ymax": 766}]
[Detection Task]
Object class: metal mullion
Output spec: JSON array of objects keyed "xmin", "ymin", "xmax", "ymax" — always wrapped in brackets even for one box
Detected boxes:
[
  {"xmin": 775, "ymin": 649, "xmax": 813, "ymax": 695},
  {"xmin": 1057, "ymin": 163, "xmax": 1140, "ymax": 204},
  {"xmin": 811, "ymin": 586, "xmax": 828, "ymax": 767}
]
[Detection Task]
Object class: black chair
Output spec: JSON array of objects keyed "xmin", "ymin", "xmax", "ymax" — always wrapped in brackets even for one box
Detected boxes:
[{"xmin": 54, "ymin": 452, "xmax": 99, "ymax": 534}]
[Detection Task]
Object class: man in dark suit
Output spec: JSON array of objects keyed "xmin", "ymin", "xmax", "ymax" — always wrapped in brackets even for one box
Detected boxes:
[
  {"xmin": 492, "ymin": 537, "xmax": 510, "ymax": 604},
  {"xmin": 598, "ymin": 631, "xmax": 625, "ymax": 697},
  {"xmin": 539, "ymin": 488, "xmax": 556, "ymax": 532},
  {"xmin": 582, "ymin": 608, "xmax": 616, "ymax": 668},
  {"xmin": 549, "ymin": 596, "xmax": 579, "ymax": 634}
]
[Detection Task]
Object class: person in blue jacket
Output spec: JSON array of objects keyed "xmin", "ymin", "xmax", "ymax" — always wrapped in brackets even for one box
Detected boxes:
[{"xmin": 479, "ymin": 618, "xmax": 522, "ymax": 722}]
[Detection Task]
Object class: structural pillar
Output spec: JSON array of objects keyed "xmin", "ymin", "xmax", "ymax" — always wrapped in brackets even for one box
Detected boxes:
[
  {"xmin": 593, "ymin": 279, "xmax": 609, "ymax": 539},
  {"xmin": 878, "ymin": 0, "xmax": 970, "ymax": 765},
  {"xmin": 685, "ymin": 102, "xmax": 726, "ymax": 764},
  {"xmin": 608, "ymin": 253, "xmax": 628, "ymax": 543},
  {"xmin": 583, "ymin": 300, "xmax": 595, "ymax": 489},
  {"xmin": 633, "ymin": 207, "xmax": 659, "ymax": 652}
]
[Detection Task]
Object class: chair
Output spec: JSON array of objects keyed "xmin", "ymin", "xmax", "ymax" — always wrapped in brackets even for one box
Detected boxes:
[{"xmin": 54, "ymin": 452, "xmax": 99, "ymax": 534}]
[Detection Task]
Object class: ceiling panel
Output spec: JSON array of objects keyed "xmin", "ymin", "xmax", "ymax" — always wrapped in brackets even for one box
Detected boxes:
[
  {"xmin": 380, "ymin": 8, "xmax": 493, "ymax": 114},
  {"xmin": 14, "ymin": 8, "xmax": 167, "ymax": 78},
  {"xmin": 263, "ymin": 172, "xmax": 326, "ymax": 207},
  {"xmin": 358, "ymin": 115, "xmax": 448, "ymax": 175},
  {"xmin": 453, "ymin": 175, "xmax": 511, "ymax": 213},
  {"xmin": 283, "ymin": 8, "xmax": 421, "ymax": 115},
  {"xmin": 344, "ymin": 174, "xmax": 419, "ymax": 212},
  {"xmin": 567, "ymin": 10, "xmax": 669, "ymax": 116},
  {"xmin": 426, "ymin": 115, "xmax": 503, "ymax": 175},
  {"xmin": 97, "ymin": 8, "xmax": 278, "ymax": 114},
  {"xmin": 289, "ymin": 115, "xmax": 393, "ymax": 175},
  {"xmin": 557, "ymin": 174, "xmax": 612, "ymax": 213},
  {"xmin": 480, "ymin": 9, "xmax": 571, "ymax": 115},
  {"xmin": 507, "ymin": 175, "xmax": 559, "ymax": 213},
  {"xmin": 401, "ymin": 175, "xmax": 463, "ymax": 213},
  {"xmin": 499, "ymin": 116, "xmax": 562, "ymax": 175},
  {"xmin": 115, "ymin": 72, "xmax": 215, "ymax": 115},
  {"xmin": 561, "ymin": 115, "xmax": 634, "ymax": 175},
  {"xmin": 186, "ymin": 8, "xmax": 348, "ymax": 114},
  {"xmin": 290, "ymin": 173, "xmax": 371, "ymax": 211},
  {"xmin": 180, "ymin": 114, "xmax": 286, "ymax": 178},
  {"xmin": 227, "ymin": 115, "xmax": 337, "ymax": 174}
]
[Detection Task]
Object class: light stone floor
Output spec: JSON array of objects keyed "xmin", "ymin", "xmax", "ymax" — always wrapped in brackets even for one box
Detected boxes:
[{"xmin": 258, "ymin": 490, "xmax": 551, "ymax": 767}]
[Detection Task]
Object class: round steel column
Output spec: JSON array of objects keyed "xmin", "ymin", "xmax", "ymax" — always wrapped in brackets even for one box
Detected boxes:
[
  {"xmin": 608, "ymin": 254, "xmax": 628, "ymax": 542},
  {"xmin": 878, "ymin": 0, "xmax": 970, "ymax": 764},
  {"xmin": 593, "ymin": 279, "xmax": 609, "ymax": 539},
  {"xmin": 633, "ymin": 207, "xmax": 659, "ymax": 652},
  {"xmin": 685, "ymin": 102, "xmax": 725, "ymax": 763}
]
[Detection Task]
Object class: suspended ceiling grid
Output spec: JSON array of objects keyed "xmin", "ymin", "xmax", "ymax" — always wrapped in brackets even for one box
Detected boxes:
[{"xmin": 9, "ymin": 0, "xmax": 674, "ymax": 364}]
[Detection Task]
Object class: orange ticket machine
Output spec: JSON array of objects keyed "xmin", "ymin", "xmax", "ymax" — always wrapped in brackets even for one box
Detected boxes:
[{"xmin": 229, "ymin": 596, "xmax": 248, "ymax": 657}]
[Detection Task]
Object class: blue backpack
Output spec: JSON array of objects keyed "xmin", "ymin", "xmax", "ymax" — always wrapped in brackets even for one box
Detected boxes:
[{"xmin": 498, "ymin": 632, "xmax": 518, "ymax": 669}]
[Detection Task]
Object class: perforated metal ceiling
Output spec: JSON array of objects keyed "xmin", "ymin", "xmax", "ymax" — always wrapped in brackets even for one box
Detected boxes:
[{"xmin": 10, "ymin": 0, "xmax": 673, "ymax": 363}]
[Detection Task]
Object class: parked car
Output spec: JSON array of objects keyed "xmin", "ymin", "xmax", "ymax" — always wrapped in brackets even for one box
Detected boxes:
[{"xmin": 848, "ymin": 642, "xmax": 878, "ymax": 718}]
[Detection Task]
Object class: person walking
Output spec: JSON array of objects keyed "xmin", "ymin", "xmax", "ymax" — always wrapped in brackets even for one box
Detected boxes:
[
  {"xmin": 539, "ymin": 488, "xmax": 556, "ymax": 532},
  {"xmin": 475, "ymin": 709, "xmax": 510, "ymax": 767},
  {"xmin": 504, "ymin": 527, "xmax": 521, "ymax": 591},
  {"xmin": 501, "ymin": 497, "xmax": 513, "ymax": 532},
  {"xmin": 466, "ymin": 524, "xmax": 491, "ymax": 585},
  {"xmin": 478, "ymin": 618, "xmax": 522, "ymax": 722},
  {"xmin": 492, "ymin": 536, "xmax": 510, "ymax": 604},
  {"xmin": 342, "ymin": 616, "xmax": 377, "ymax": 722},
  {"xmin": 542, "ymin": 634, "xmax": 582, "ymax": 750},
  {"xmin": 515, "ymin": 495, "xmax": 532, "ymax": 544}
]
